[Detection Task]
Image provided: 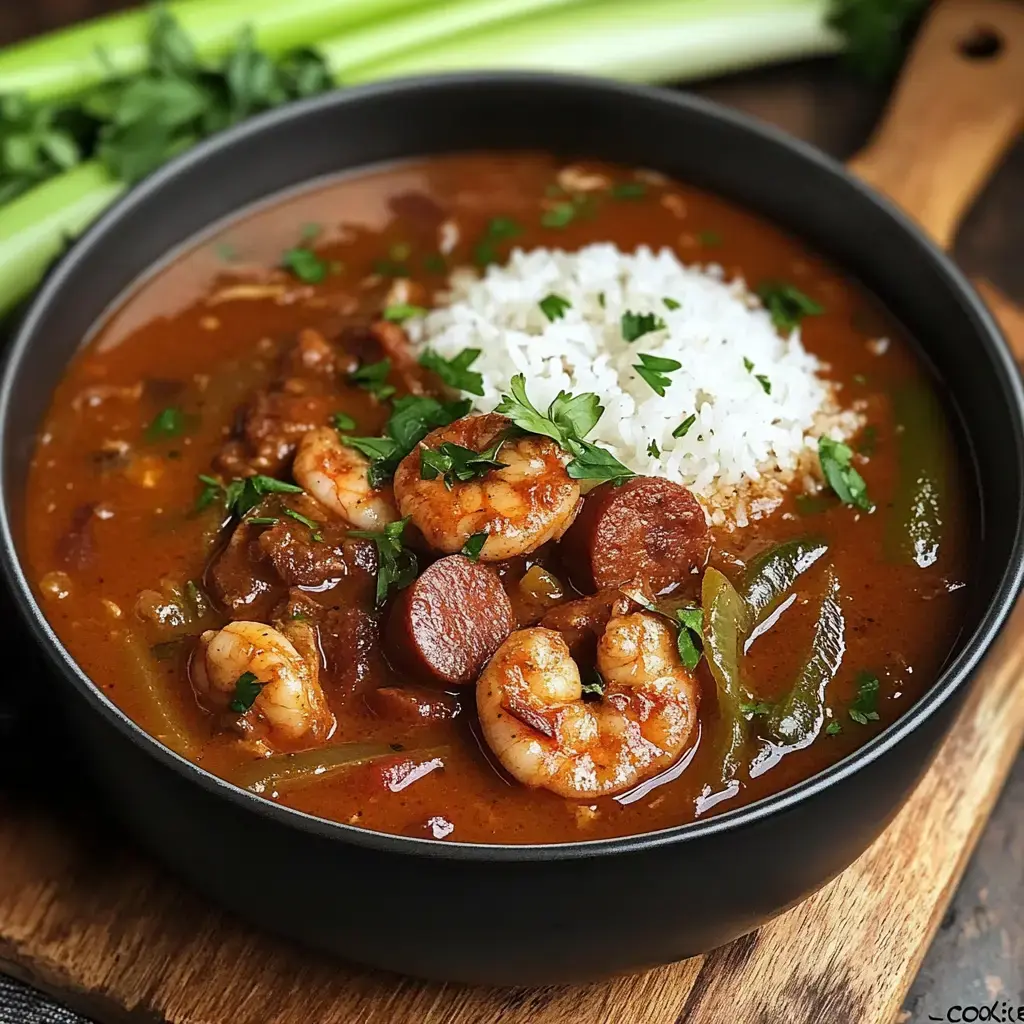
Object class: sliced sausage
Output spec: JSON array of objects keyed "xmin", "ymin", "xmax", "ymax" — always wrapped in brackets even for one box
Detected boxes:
[
  {"xmin": 560, "ymin": 476, "xmax": 710, "ymax": 592},
  {"xmin": 386, "ymin": 555, "xmax": 515, "ymax": 686}
]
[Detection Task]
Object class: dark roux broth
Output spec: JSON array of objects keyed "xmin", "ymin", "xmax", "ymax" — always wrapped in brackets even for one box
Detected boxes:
[{"xmin": 24, "ymin": 153, "xmax": 972, "ymax": 843}]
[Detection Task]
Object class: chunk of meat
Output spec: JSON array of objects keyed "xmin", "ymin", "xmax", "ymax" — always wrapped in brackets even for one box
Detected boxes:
[
  {"xmin": 256, "ymin": 494, "xmax": 378, "ymax": 590},
  {"xmin": 560, "ymin": 476, "xmax": 710, "ymax": 593},
  {"xmin": 367, "ymin": 685, "xmax": 459, "ymax": 725},
  {"xmin": 538, "ymin": 585, "xmax": 649, "ymax": 667},
  {"xmin": 385, "ymin": 554, "xmax": 515, "ymax": 686},
  {"xmin": 280, "ymin": 328, "xmax": 341, "ymax": 379},
  {"xmin": 206, "ymin": 519, "xmax": 282, "ymax": 620},
  {"xmin": 56, "ymin": 503, "xmax": 96, "ymax": 569}
]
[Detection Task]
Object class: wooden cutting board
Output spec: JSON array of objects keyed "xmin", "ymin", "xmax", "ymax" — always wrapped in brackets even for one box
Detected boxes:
[{"xmin": 2, "ymin": 3, "xmax": 1024, "ymax": 1022}]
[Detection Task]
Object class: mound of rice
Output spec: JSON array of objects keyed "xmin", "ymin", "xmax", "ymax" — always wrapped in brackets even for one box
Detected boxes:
[{"xmin": 406, "ymin": 244, "xmax": 860, "ymax": 525}]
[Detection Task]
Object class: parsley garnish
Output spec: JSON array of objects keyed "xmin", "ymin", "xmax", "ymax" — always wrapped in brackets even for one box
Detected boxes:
[
  {"xmin": 283, "ymin": 507, "xmax": 323, "ymax": 542},
  {"xmin": 621, "ymin": 310, "xmax": 666, "ymax": 343},
  {"xmin": 495, "ymin": 374, "xmax": 634, "ymax": 484},
  {"xmin": 647, "ymin": 440, "xmax": 661, "ymax": 458},
  {"xmin": 341, "ymin": 395, "xmax": 471, "ymax": 488},
  {"xmin": 349, "ymin": 358, "xmax": 395, "ymax": 401},
  {"xmin": 145, "ymin": 406, "xmax": 187, "ymax": 441},
  {"xmin": 673, "ymin": 414, "xmax": 697, "ymax": 438},
  {"xmin": 633, "ymin": 352, "xmax": 682, "ymax": 397},
  {"xmin": 539, "ymin": 293, "xmax": 572, "ymax": 321},
  {"xmin": 348, "ymin": 517, "xmax": 418, "ymax": 605},
  {"xmin": 329, "ymin": 411, "xmax": 356, "ymax": 433},
  {"xmin": 461, "ymin": 532, "xmax": 488, "ymax": 562},
  {"xmin": 610, "ymin": 182, "xmax": 646, "ymax": 200},
  {"xmin": 581, "ymin": 670, "xmax": 606, "ymax": 700},
  {"xmin": 229, "ymin": 671, "xmax": 263, "ymax": 713},
  {"xmin": 756, "ymin": 281, "xmax": 824, "ymax": 333},
  {"xmin": 419, "ymin": 347, "xmax": 484, "ymax": 396},
  {"xmin": 818, "ymin": 436, "xmax": 872, "ymax": 511},
  {"xmin": 420, "ymin": 439, "xmax": 508, "ymax": 489},
  {"xmin": 246, "ymin": 516, "xmax": 280, "ymax": 527},
  {"xmin": 663, "ymin": 297, "xmax": 681, "ymax": 311},
  {"xmin": 739, "ymin": 700, "xmax": 773, "ymax": 720},
  {"xmin": 756, "ymin": 374, "xmax": 772, "ymax": 395},
  {"xmin": 473, "ymin": 216, "xmax": 522, "ymax": 266},
  {"xmin": 195, "ymin": 473, "xmax": 303, "ymax": 517},
  {"xmin": 382, "ymin": 303, "xmax": 427, "ymax": 323},
  {"xmin": 540, "ymin": 202, "xmax": 576, "ymax": 228},
  {"xmin": 826, "ymin": 719, "xmax": 843, "ymax": 736},
  {"xmin": 848, "ymin": 672, "xmax": 881, "ymax": 725},
  {"xmin": 675, "ymin": 606, "xmax": 704, "ymax": 671},
  {"xmin": 281, "ymin": 246, "xmax": 330, "ymax": 284},
  {"xmin": 423, "ymin": 253, "xmax": 447, "ymax": 274}
]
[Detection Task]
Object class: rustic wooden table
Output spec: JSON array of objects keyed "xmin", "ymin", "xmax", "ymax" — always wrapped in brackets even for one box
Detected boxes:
[{"xmin": 0, "ymin": 5, "xmax": 1021, "ymax": 1022}]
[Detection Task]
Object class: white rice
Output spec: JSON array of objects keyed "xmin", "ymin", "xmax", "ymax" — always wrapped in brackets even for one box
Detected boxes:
[{"xmin": 406, "ymin": 243, "xmax": 859, "ymax": 523}]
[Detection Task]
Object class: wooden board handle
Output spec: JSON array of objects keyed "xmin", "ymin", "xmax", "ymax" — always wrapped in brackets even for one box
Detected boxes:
[{"xmin": 848, "ymin": 0, "xmax": 1024, "ymax": 249}]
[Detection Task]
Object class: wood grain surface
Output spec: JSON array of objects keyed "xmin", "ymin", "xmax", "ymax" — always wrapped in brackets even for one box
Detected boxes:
[{"xmin": 1, "ymin": 3, "xmax": 1023, "ymax": 1023}]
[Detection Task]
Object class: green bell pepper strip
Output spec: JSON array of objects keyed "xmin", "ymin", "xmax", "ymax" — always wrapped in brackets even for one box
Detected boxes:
[
  {"xmin": 766, "ymin": 568, "xmax": 846, "ymax": 748},
  {"xmin": 740, "ymin": 535, "xmax": 828, "ymax": 626}
]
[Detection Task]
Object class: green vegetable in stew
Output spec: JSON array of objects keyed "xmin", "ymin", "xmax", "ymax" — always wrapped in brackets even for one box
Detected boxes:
[{"xmin": 741, "ymin": 536, "xmax": 829, "ymax": 626}]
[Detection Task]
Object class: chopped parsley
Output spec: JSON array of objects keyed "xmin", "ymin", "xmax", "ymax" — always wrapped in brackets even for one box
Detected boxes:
[
  {"xmin": 423, "ymin": 252, "xmax": 447, "ymax": 274},
  {"xmin": 739, "ymin": 700, "xmax": 773, "ymax": 720},
  {"xmin": 229, "ymin": 671, "xmax": 264, "ymax": 713},
  {"xmin": 281, "ymin": 246, "xmax": 331, "ymax": 284},
  {"xmin": 633, "ymin": 352, "xmax": 682, "ymax": 397},
  {"xmin": 420, "ymin": 438, "xmax": 508, "ymax": 489},
  {"xmin": 282, "ymin": 507, "xmax": 323, "ymax": 542},
  {"xmin": 195, "ymin": 473, "xmax": 303, "ymax": 517},
  {"xmin": 756, "ymin": 374, "xmax": 772, "ymax": 395},
  {"xmin": 300, "ymin": 222, "xmax": 321, "ymax": 241},
  {"xmin": 663, "ymin": 297, "xmax": 681, "ymax": 311},
  {"xmin": 621, "ymin": 310, "xmax": 666, "ymax": 343},
  {"xmin": 610, "ymin": 181, "xmax": 647, "ymax": 200},
  {"xmin": 647, "ymin": 439, "xmax": 661, "ymax": 458},
  {"xmin": 145, "ymin": 406, "xmax": 187, "ymax": 441},
  {"xmin": 581, "ymin": 669, "xmax": 606, "ymax": 700},
  {"xmin": 419, "ymin": 347, "xmax": 484, "ymax": 396},
  {"xmin": 246, "ymin": 516, "xmax": 280, "ymax": 527},
  {"xmin": 540, "ymin": 201, "xmax": 577, "ymax": 228},
  {"xmin": 495, "ymin": 374, "xmax": 633, "ymax": 484},
  {"xmin": 341, "ymin": 394, "xmax": 471, "ymax": 488},
  {"xmin": 382, "ymin": 303, "xmax": 428, "ymax": 323},
  {"xmin": 329, "ymin": 411, "xmax": 356, "ymax": 433},
  {"xmin": 461, "ymin": 532, "xmax": 488, "ymax": 562},
  {"xmin": 756, "ymin": 281, "xmax": 824, "ymax": 333},
  {"xmin": 826, "ymin": 719, "xmax": 843, "ymax": 736},
  {"xmin": 348, "ymin": 358, "xmax": 395, "ymax": 401},
  {"xmin": 539, "ymin": 293, "xmax": 572, "ymax": 322},
  {"xmin": 673, "ymin": 413, "xmax": 697, "ymax": 438},
  {"xmin": 473, "ymin": 216, "xmax": 522, "ymax": 267},
  {"xmin": 818, "ymin": 436, "xmax": 872, "ymax": 511},
  {"xmin": 848, "ymin": 672, "xmax": 881, "ymax": 725},
  {"xmin": 675, "ymin": 605, "xmax": 704, "ymax": 671},
  {"xmin": 697, "ymin": 230, "xmax": 722, "ymax": 247},
  {"xmin": 348, "ymin": 517, "xmax": 418, "ymax": 605},
  {"xmin": 743, "ymin": 356, "xmax": 754, "ymax": 373}
]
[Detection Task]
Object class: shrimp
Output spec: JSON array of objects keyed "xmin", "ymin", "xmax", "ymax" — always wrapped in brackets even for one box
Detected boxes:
[
  {"xmin": 293, "ymin": 426, "xmax": 398, "ymax": 531},
  {"xmin": 477, "ymin": 612, "xmax": 698, "ymax": 798},
  {"xmin": 191, "ymin": 619, "xmax": 335, "ymax": 746},
  {"xmin": 393, "ymin": 413, "xmax": 581, "ymax": 561}
]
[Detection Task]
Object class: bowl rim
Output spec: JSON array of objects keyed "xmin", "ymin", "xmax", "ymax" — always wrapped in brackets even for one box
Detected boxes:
[{"xmin": 3, "ymin": 70, "xmax": 1023, "ymax": 863}]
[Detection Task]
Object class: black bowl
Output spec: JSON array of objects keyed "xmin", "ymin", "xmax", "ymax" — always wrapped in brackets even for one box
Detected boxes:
[{"xmin": 1, "ymin": 74, "xmax": 1022, "ymax": 986}]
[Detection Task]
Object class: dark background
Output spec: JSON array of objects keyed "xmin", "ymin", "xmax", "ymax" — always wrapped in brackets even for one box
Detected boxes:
[{"xmin": 0, "ymin": 3, "xmax": 1021, "ymax": 1022}]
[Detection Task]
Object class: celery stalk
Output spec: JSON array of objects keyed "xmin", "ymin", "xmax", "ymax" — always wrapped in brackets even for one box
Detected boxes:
[
  {"xmin": 342, "ymin": 0, "xmax": 841, "ymax": 84},
  {"xmin": 0, "ymin": 0, "xmax": 437, "ymax": 102},
  {"xmin": 0, "ymin": 162, "xmax": 124, "ymax": 316},
  {"xmin": 321, "ymin": 0, "xmax": 587, "ymax": 78}
]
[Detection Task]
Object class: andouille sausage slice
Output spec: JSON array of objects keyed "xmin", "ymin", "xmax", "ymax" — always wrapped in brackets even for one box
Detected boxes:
[
  {"xmin": 386, "ymin": 554, "xmax": 515, "ymax": 686},
  {"xmin": 561, "ymin": 476, "xmax": 710, "ymax": 592}
]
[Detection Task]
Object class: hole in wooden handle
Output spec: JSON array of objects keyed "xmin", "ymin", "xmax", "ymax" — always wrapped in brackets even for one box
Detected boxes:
[{"xmin": 958, "ymin": 25, "xmax": 1004, "ymax": 60}]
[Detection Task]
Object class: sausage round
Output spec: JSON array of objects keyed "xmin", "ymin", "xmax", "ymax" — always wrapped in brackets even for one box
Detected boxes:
[
  {"xmin": 385, "ymin": 554, "xmax": 515, "ymax": 686},
  {"xmin": 560, "ymin": 476, "xmax": 710, "ymax": 592}
]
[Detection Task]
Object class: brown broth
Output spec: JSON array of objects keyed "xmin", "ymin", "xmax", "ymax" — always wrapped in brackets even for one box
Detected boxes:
[{"xmin": 23, "ymin": 153, "xmax": 972, "ymax": 844}]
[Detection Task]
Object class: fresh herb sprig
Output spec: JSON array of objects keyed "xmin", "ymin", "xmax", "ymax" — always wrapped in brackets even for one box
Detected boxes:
[
  {"xmin": 633, "ymin": 352, "xmax": 682, "ymax": 397},
  {"xmin": 419, "ymin": 347, "xmax": 485, "ymax": 396},
  {"xmin": 229, "ymin": 671, "xmax": 264, "ymax": 713},
  {"xmin": 349, "ymin": 517, "xmax": 419, "ymax": 605},
  {"xmin": 420, "ymin": 439, "xmax": 508, "ymax": 489},
  {"xmin": 494, "ymin": 374, "xmax": 634, "ymax": 484},
  {"xmin": 195, "ymin": 473, "xmax": 303, "ymax": 517},
  {"xmin": 818, "ymin": 436, "xmax": 872, "ymax": 511},
  {"xmin": 756, "ymin": 281, "xmax": 823, "ymax": 334},
  {"xmin": 675, "ymin": 605, "xmax": 704, "ymax": 671}
]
